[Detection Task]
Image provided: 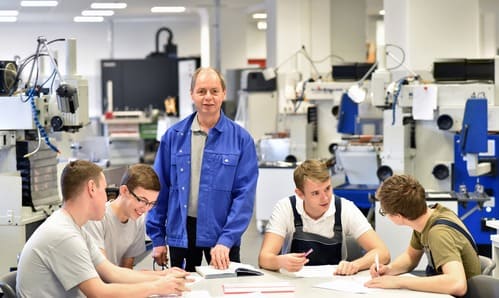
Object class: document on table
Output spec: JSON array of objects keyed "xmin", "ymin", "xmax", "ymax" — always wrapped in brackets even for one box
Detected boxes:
[
  {"xmin": 280, "ymin": 265, "xmax": 337, "ymax": 277},
  {"xmin": 223, "ymin": 281, "xmax": 295, "ymax": 294},
  {"xmin": 315, "ymin": 275, "xmax": 378, "ymax": 294}
]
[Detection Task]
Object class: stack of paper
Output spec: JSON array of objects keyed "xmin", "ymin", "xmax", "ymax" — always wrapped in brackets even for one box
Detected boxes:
[{"xmin": 223, "ymin": 281, "xmax": 295, "ymax": 294}]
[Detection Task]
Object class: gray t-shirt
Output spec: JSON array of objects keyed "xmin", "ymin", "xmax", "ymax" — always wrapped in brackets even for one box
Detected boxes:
[
  {"xmin": 83, "ymin": 203, "xmax": 146, "ymax": 266},
  {"xmin": 17, "ymin": 209, "xmax": 105, "ymax": 298}
]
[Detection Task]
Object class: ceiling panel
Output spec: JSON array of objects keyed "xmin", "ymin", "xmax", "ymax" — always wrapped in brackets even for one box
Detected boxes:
[{"xmin": 0, "ymin": 0, "xmax": 264, "ymax": 23}]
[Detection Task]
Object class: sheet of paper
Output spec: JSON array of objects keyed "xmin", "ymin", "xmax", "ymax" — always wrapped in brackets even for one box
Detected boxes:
[
  {"xmin": 223, "ymin": 281, "xmax": 295, "ymax": 294},
  {"xmin": 184, "ymin": 290, "xmax": 211, "ymax": 298},
  {"xmin": 280, "ymin": 265, "xmax": 338, "ymax": 277},
  {"xmin": 412, "ymin": 85, "xmax": 437, "ymax": 120},
  {"xmin": 315, "ymin": 275, "xmax": 378, "ymax": 294}
]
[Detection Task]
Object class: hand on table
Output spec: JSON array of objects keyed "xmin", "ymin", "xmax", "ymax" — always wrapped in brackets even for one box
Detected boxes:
[
  {"xmin": 334, "ymin": 260, "xmax": 360, "ymax": 275},
  {"xmin": 210, "ymin": 244, "xmax": 231, "ymax": 270}
]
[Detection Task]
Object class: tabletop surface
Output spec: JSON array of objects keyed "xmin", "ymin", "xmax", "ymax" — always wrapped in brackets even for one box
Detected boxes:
[{"xmin": 187, "ymin": 268, "xmax": 453, "ymax": 298}]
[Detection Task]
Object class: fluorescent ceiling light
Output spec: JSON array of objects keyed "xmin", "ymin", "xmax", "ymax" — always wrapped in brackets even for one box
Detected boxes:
[
  {"xmin": 0, "ymin": 16, "xmax": 17, "ymax": 22},
  {"xmin": 257, "ymin": 21, "xmax": 267, "ymax": 30},
  {"xmin": 0, "ymin": 10, "xmax": 19, "ymax": 16},
  {"xmin": 252, "ymin": 13, "xmax": 267, "ymax": 19},
  {"xmin": 82, "ymin": 10, "xmax": 114, "ymax": 16},
  {"xmin": 151, "ymin": 6, "xmax": 186, "ymax": 13},
  {"xmin": 91, "ymin": 2, "xmax": 127, "ymax": 9},
  {"xmin": 73, "ymin": 16, "xmax": 104, "ymax": 22},
  {"xmin": 21, "ymin": 1, "xmax": 58, "ymax": 7}
]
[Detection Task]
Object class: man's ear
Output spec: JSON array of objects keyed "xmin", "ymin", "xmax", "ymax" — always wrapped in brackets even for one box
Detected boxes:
[
  {"xmin": 118, "ymin": 185, "xmax": 128, "ymax": 196},
  {"xmin": 87, "ymin": 179, "xmax": 96, "ymax": 195},
  {"xmin": 295, "ymin": 188, "xmax": 305, "ymax": 200}
]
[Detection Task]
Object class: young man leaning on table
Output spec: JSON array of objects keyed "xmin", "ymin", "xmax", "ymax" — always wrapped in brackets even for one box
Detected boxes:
[
  {"xmin": 17, "ymin": 160, "xmax": 191, "ymax": 298},
  {"xmin": 258, "ymin": 159, "xmax": 390, "ymax": 275},
  {"xmin": 365, "ymin": 175, "xmax": 480, "ymax": 297}
]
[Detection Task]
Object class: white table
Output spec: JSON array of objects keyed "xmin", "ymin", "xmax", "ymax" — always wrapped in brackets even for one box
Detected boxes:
[
  {"xmin": 486, "ymin": 220, "xmax": 499, "ymax": 277},
  {"xmin": 189, "ymin": 269, "xmax": 452, "ymax": 297}
]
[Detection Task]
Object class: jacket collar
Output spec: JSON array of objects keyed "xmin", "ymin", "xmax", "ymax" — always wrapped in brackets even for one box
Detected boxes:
[{"xmin": 176, "ymin": 111, "xmax": 227, "ymax": 133}]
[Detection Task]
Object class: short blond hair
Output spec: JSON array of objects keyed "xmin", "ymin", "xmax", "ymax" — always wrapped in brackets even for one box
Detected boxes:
[{"xmin": 293, "ymin": 160, "xmax": 330, "ymax": 192}]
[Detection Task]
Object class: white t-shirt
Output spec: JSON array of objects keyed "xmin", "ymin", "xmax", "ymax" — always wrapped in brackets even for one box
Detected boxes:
[
  {"xmin": 17, "ymin": 209, "xmax": 105, "ymax": 298},
  {"xmin": 265, "ymin": 196, "xmax": 372, "ymax": 259},
  {"xmin": 84, "ymin": 203, "xmax": 146, "ymax": 266}
]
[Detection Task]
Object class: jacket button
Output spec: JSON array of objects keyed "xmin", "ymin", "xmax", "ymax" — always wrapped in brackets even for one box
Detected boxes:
[
  {"xmin": 180, "ymin": 168, "xmax": 184, "ymax": 172},
  {"xmin": 181, "ymin": 186, "xmax": 185, "ymax": 190}
]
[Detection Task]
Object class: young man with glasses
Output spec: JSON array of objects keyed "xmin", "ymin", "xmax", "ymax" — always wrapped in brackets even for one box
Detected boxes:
[
  {"xmin": 17, "ymin": 160, "xmax": 190, "ymax": 297},
  {"xmin": 366, "ymin": 174, "xmax": 480, "ymax": 296},
  {"xmin": 84, "ymin": 164, "xmax": 161, "ymax": 269}
]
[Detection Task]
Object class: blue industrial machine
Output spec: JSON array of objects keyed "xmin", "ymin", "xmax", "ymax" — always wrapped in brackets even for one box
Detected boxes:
[
  {"xmin": 333, "ymin": 92, "xmax": 382, "ymax": 218},
  {"xmin": 453, "ymin": 98, "xmax": 496, "ymax": 255}
]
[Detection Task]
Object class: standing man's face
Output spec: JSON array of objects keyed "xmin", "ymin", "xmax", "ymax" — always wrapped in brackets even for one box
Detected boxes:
[{"xmin": 190, "ymin": 70, "xmax": 226, "ymax": 117}]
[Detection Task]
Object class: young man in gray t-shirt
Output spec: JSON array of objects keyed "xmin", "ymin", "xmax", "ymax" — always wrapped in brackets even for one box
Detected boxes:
[{"xmin": 17, "ymin": 160, "xmax": 191, "ymax": 297}]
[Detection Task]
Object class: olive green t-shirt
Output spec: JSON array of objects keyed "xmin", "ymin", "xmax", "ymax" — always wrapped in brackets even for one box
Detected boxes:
[{"xmin": 410, "ymin": 203, "xmax": 481, "ymax": 278}]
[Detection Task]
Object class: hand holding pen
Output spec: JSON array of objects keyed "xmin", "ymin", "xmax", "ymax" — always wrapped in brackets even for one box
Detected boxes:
[
  {"xmin": 278, "ymin": 249, "xmax": 312, "ymax": 272},
  {"xmin": 304, "ymin": 248, "xmax": 314, "ymax": 258},
  {"xmin": 369, "ymin": 253, "xmax": 389, "ymax": 278}
]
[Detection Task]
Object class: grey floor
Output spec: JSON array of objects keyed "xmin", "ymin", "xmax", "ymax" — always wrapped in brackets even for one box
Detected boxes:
[{"xmin": 135, "ymin": 213, "xmax": 264, "ymax": 270}]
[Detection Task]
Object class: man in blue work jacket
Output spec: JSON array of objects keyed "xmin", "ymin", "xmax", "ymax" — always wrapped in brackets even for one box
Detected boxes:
[{"xmin": 146, "ymin": 67, "xmax": 259, "ymax": 272}]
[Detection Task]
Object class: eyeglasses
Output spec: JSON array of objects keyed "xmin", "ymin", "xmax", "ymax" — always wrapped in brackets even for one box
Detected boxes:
[
  {"xmin": 129, "ymin": 189, "xmax": 157, "ymax": 208},
  {"xmin": 378, "ymin": 207, "xmax": 387, "ymax": 217}
]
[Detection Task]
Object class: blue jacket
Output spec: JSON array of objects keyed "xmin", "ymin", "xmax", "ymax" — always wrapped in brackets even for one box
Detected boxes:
[{"xmin": 146, "ymin": 112, "xmax": 259, "ymax": 248}]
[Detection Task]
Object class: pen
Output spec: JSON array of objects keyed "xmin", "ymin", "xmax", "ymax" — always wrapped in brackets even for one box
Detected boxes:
[
  {"xmin": 182, "ymin": 258, "xmax": 186, "ymax": 270},
  {"xmin": 304, "ymin": 248, "xmax": 314, "ymax": 257},
  {"xmin": 375, "ymin": 252, "xmax": 380, "ymax": 273}
]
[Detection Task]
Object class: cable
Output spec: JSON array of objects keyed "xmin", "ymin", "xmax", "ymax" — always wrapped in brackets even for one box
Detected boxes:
[
  {"xmin": 300, "ymin": 46, "xmax": 321, "ymax": 80},
  {"xmin": 385, "ymin": 44, "xmax": 405, "ymax": 70},
  {"xmin": 274, "ymin": 49, "xmax": 302, "ymax": 71},
  {"xmin": 358, "ymin": 61, "xmax": 379, "ymax": 85},
  {"xmin": 27, "ymin": 88, "xmax": 60, "ymax": 154},
  {"xmin": 312, "ymin": 53, "xmax": 345, "ymax": 64},
  {"xmin": 23, "ymin": 121, "xmax": 42, "ymax": 158}
]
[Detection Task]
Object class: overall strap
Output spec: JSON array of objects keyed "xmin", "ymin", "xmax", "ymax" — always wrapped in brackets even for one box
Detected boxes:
[
  {"xmin": 289, "ymin": 195, "xmax": 303, "ymax": 227},
  {"xmin": 432, "ymin": 219, "xmax": 478, "ymax": 253},
  {"xmin": 333, "ymin": 196, "xmax": 342, "ymax": 234}
]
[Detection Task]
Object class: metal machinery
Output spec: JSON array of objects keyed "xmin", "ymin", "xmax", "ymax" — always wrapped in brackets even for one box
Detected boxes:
[
  {"xmin": 303, "ymin": 80, "xmax": 383, "ymax": 216},
  {"xmin": 296, "ymin": 51, "xmax": 499, "ymax": 260},
  {"xmin": 0, "ymin": 37, "xmax": 88, "ymax": 274},
  {"xmin": 372, "ymin": 55, "xmax": 499, "ymax": 257}
]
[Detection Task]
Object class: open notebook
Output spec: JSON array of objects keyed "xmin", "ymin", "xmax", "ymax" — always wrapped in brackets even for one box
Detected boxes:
[{"xmin": 195, "ymin": 262, "xmax": 263, "ymax": 279}]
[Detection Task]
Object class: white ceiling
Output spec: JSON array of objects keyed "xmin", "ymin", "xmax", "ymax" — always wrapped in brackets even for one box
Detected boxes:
[{"xmin": 0, "ymin": 0, "xmax": 264, "ymax": 23}]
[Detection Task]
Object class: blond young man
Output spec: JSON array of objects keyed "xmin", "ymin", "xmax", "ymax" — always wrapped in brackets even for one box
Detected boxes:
[{"xmin": 259, "ymin": 159, "xmax": 390, "ymax": 275}]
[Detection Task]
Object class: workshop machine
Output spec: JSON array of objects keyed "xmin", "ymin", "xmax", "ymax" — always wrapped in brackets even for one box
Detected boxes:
[
  {"xmin": 373, "ymin": 55, "xmax": 499, "ymax": 256},
  {"xmin": 0, "ymin": 37, "xmax": 88, "ymax": 274}
]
